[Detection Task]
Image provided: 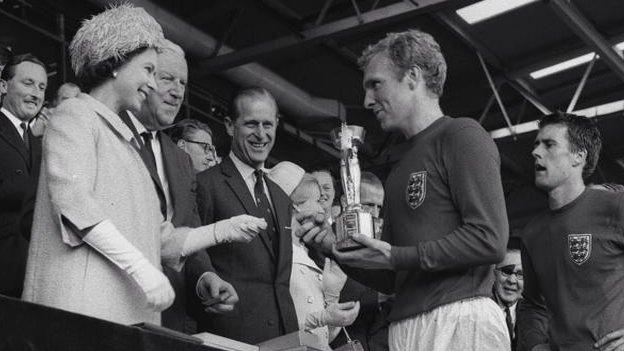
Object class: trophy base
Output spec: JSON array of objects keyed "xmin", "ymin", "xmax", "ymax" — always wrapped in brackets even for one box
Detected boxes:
[{"xmin": 335, "ymin": 209, "xmax": 374, "ymax": 252}]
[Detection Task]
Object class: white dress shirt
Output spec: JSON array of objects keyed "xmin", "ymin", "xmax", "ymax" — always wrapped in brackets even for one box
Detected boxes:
[
  {"xmin": 229, "ymin": 151, "xmax": 274, "ymax": 208},
  {"xmin": 127, "ymin": 111, "xmax": 173, "ymax": 221},
  {"xmin": 1, "ymin": 107, "xmax": 27, "ymax": 140}
]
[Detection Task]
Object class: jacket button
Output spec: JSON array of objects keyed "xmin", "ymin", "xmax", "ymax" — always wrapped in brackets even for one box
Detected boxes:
[
  {"xmin": 15, "ymin": 169, "xmax": 24, "ymax": 175},
  {"xmin": 307, "ymin": 297, "xmax": 314, "ymax": 304},
  {"xmin": 267, "ymin": 319, "xmax": 275, "ymax": 326}
]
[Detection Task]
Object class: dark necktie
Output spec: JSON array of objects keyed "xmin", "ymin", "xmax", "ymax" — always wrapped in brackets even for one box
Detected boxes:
[
  {"xmin": 505, "ymin": 306, "xmax": 514, "ymax": 342},
  {"xmin": 140, "ymin": 132, "xmax": 158, "ymax": 173},
  {"xmin": 140, "ymin": 131, "xmax": 166, "ymax": 218},
  {"xmin": 254, "ymin": 169, "xmax": 278, "ymax": 254},
  {"xmin": 20, "ymin": 122, "xmax": 30, "ymax": 151}
]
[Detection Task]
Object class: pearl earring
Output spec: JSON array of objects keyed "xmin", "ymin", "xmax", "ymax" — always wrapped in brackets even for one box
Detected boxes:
[{"xmin": 112, "ymin": 71, "xmax": 118, "ymax": 78}]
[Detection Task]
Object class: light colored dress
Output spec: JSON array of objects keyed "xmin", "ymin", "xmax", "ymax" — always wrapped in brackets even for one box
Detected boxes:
[{"xmin": 22, "ymin": 93, "xmax": 189, "ymax": 325}]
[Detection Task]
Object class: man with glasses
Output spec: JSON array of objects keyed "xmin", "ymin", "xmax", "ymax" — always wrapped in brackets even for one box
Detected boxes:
[
  {"xmin": 168, "ymin": 118, "xmax": 219, "ymax": 174},
  {"xmin": 492, "ymin": 237, "xmax": 523, "ymax": 350}
]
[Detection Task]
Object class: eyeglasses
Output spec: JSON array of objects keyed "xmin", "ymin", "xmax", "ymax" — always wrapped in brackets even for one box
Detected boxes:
[
  {"xmin": 184, "ymin": 139, "xmax": 216, "ymax": 154},
  {"xmin": 495, "ymin": 265, "xmax": 524, "ymax": 280}
]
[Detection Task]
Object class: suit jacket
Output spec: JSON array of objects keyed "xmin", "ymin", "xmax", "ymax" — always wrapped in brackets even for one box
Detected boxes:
[
  {"xmin": 0, "ymin": 110, "xmax": 41, "ymax": 297},
  {"xmin": 22, "ymin": 94, "xmax": 191, "ymax": 325},
  {"xmin": 159, "ymin": 132, "xmax": 200, "ymax": 332},
  {"xmin": 186, "ymin": 156, "xmax": 298, "ymax": 344}
]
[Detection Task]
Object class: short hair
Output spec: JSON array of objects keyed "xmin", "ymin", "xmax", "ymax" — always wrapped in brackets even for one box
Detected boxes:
[
  {"xmin": 358, "ymin": 29, "xmax": 447, "ymax": 97},
  {"xmin": 538, "ymin": 111, "xmax": 602, "ymax": 180},
  {"xmin": 230, "ymin": 86, "xmax": 278, "ymax": 121},
  {"xmin": 160, "ymin": 39, "xmax": 185, "ymax": 59},
  {"xmin": 167, "ymin": 118, "xmax": 213, "ymax": 143},
  {"xmin": 291, "ymin": 174, "xmax": 321, "ymax": 205},
  {"xmin": 76, "ymin": 46, "xmax": 151, "ymax": 92},
  {"xmin": 1, "ymin": 53, "xmax": 46, "ymax": 81}
]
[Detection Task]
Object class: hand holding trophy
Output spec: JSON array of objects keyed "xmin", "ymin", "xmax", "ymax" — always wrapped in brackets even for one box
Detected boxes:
[{"xmin": 331, "ymin": 123, "xmax": 375, "ymax": 251}]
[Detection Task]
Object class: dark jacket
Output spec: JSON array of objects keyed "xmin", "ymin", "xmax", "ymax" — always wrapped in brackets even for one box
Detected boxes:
[
  {"xmin": 186, "ymin": 156, "xmax": 298, "ymax": 344},
  {"xmin": 0, "ymin": 111, "xmax": 41, "ymax": 297}
]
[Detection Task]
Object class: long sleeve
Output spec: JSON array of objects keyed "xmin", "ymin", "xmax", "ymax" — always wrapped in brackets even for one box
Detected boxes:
[
  {"xmin": 517, "ymin": 243, "xmax": 549, "ymax": 351},
  {"xmin": 44, "ymin": 102, "xmax": 109, "ymax": 245},
  {"xmin": 391, "ymin": 126, "xmax": 508, "ymax": 271}
]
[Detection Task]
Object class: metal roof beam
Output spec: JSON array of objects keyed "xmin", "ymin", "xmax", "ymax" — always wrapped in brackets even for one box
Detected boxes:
[
  {"xmin": 548, "ymin": 0, "xmax": 624, "ymax": 83},
  {"xmin": 435, "ymin": 12, "xmax": 551, "ymax": 115},
  {"xmin": 198, "ymin": 0, "xmax": 463, "ymax": 74}
]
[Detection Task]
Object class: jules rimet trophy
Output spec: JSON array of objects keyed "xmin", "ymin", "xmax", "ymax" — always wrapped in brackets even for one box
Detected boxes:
[{"xmin": 332, "ymin": 123, "xmax": 375, "ymax": 251}]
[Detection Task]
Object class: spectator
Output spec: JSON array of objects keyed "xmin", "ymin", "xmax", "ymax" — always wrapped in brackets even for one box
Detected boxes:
[
  {"xmin": 493, "ymin": 237, "xmax": 524, "ymax": 350},
  {"xmin": 31, "ymin": 82, "xmax": 81, "ymax": 137},
  {"xmin": 168, "ymin": 118, "xmax": 219, "ymax": 173},
  {"xmin": 0, "ymin": 53, "xmax": 46, "ymax": 297}
]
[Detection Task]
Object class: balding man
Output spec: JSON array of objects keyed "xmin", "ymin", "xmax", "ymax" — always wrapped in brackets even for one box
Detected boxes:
[{"xmin": 0, "ymin": 53, "xmax": 46, "ymax": 297}]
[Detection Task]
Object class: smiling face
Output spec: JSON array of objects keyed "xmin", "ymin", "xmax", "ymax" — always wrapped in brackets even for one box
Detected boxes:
[
  {"xmin": 111, "ymin": 48, "xmax": 158, "ymax": 113},
  {"xmin": 363, "ymin": 53, "xmax": 415, "ymax": 134},
  {"xmin": 494, "ymin": 250, "xmax": 524, "ymax": 306},
  {"xmin": 532, "ymin": 123, "xmax": 585, "ymax": 192},
  {"xmin": 0, "ymin": 61, "xmax": 48, "ymax": 121},
  {"xmin": 226, "ymin": 95, "xmax": 277, "ymax": 169},
  {"xmin": 140, "ymin": 50, "xmax": 187, "ymax": 130},
  {"xmin": 311, "ymin": 171, "xmax": 335, "ymax": 214}
]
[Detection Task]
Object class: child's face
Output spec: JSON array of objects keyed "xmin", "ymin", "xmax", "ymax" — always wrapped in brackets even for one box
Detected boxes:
[{"xmin": 294, "ymin": 186, "xmax": 324, "ymax": 214}]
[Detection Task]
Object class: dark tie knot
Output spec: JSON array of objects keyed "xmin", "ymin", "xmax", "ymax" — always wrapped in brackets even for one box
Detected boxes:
[
  {"xmin": 254, "ymin": 169, "xmax": 264, "ymax": 179},
  {"xmin": 141, "ymin": 131, "xmax": 153, "ymax": 142}
]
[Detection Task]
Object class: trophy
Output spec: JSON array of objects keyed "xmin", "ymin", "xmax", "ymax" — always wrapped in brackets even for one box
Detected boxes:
[{"xmin": 332, "ymin": 123, "xmax": 375, "ymax": 251}]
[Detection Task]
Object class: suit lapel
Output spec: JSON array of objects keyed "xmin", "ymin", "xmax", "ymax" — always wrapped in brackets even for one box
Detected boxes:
[
  {"xmin": 266, "ymin": 178, "xmax": 293, "ymax": 267},
  {"xmin": 221, "ymin": 157, "xmax": 277, "ymax": 261},
  {"xmin": 82, "ymin": 94, "xmax": 167, "ymax": 217},
  {"xmin": 0, "ymin": 111, "xmax": 29, "ymax": 165},
  {"xmin": 159, "ymin": 133, "xmax": 181, "ymax": 209}
]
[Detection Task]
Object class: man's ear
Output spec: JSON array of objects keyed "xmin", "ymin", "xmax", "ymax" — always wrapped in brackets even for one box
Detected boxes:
[
  {"xmin": 405, "ymin": 67, "xmax": 420, "ymax": 90},
  {"xmin": 224, "ymin": 116, "xmax": 235, "ymax": 137},
  {"xmin": 573, "ymin": 149, "xmax": 587, "ymax": 168},
  {"xmin": 176, "ymin": 139, "xmax": 186, "ymax": 149}
]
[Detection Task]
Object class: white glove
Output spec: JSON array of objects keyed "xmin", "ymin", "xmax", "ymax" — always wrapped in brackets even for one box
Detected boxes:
[
  {"xmin": 305, "ymin": 301, "xmax": 360, "ymax": 329},
  {"xmin": 322, "ymin": 258, "xmax": 347, "ymax": 303},
  {"xmin": 83, "ymin": 220, "xmax": 174, "ymax": 312},
  {"xmin": 213, "ymin": 215, "xmax": 267, "ymax": 244},
  {"xmin": 181, "ymin": 215, "xmax": 267, "ymax": 257}
]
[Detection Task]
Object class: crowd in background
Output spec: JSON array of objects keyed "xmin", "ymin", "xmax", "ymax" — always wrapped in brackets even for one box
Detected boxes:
[{"xmin": 1, "ymin": 3, "xmax": 623, "ymax": 351}]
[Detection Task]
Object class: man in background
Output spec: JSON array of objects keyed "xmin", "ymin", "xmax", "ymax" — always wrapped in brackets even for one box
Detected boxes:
[
  {"xmin": 493, "ymin": 237, "xmax": 524, "ymax": 350},
  {"xmin": 0, "ymin": 53, "xmax": 46, "ymax": 297},
  {"xmin": 167, "ymin": 118, "xmax": 219, "ymax": 173}
]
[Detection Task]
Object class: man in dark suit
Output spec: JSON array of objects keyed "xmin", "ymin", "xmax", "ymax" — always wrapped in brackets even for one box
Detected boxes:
[
  {"xmin": 133, "ymin": 40, "xmax": 236, "ymax": 332},
  {"xmin": 187, "ymin": 87, "xmax": 298, "ymax": 344},
  {"xmin": 492, "ymin": 237, "xmax": 524, "ymax": 350},
  {"xmin": 0, "ymin": 53, "xmax": 46, "ymax": 297}
]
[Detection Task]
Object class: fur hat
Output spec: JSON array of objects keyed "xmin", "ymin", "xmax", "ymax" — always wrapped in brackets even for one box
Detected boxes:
[{"xmin": 69, "ymin": 3, "xmax": 164, "ymax": 78}]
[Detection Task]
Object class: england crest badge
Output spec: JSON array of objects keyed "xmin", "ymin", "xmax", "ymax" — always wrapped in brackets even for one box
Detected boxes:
[
  {"xmin": 568, "ymin": 234, "xmax": 592, "ymax": 266},
  {"xmin": 406, "ymin": 171, "xmax": 427, "ymax": 209}
]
